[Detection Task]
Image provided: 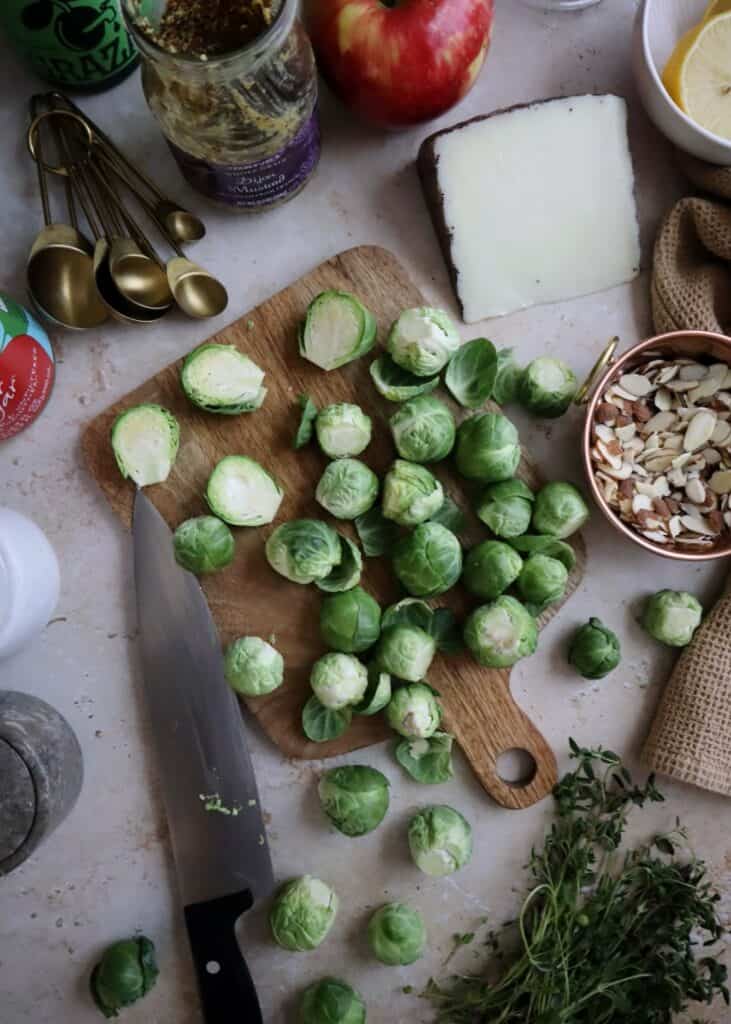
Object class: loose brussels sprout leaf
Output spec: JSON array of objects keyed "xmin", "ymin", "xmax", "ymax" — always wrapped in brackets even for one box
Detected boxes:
[
  {"xmin": 316, "ymin": 403, "xmax": 372, "ymax": 460},
  {"xmin": 110, "ymin": 404, "xmax": 180, "ymax": 488},
  {"xmin": 266, "ymin": 519, "xmax": 341, "ymax": 584},
  {"xmin": 407, "ymin": 805, "xmax": 472, "ymax": 877},
  {"xmin": 492, "ymin": 347, "xmax": 522, "ymax": 405},
  {"xmin": 318, "ymin": 764, "xmax": 390, "ymax": 836},
  {"xmin": 395, "ymin": 731, "xmax": 454, "ymax": 784},
  {"xmin": 354, "ymin": 664, "xmax": 392, "ymax": 715},
  {"xmin": 519, "ymin": 356, "xmax": 577, "ymax": 418},
  {"xmin": 90, "ymin": 936, "xmax": 158, "ymax": 1019},
  {"xmin": 430, "ymin": 608, "xmax": 463, "ymax": 654},
  {"xmin": 389, "ymin": 395, "xmax": 456, "ymax": 464},
  {"xmin": 173, "ymin": 516, "xmax": 235, "ymax": 574},
  {"xmin": 532, "ymin": 481, "xmax": 589, "ymax": 539},
  {"xmin": 429, "ymin": 494, "xmax": 466, "ymax": 535},
  {"xmin": 386, "ymin": 682, "xmax": 441, "ymax": 738},
  {"xmin": 516, "ymin": 553, "xmax": 569, "ymax": 614},
  {"xmin": 293, "ymin": 393, "xmax": 318, "ymax": 450},
  {"xmin": 476, "ymin": 486, "xmax": 533, "ymax": 539},
  {"xmin": 455, "ymin": 412, "xmax": 521, "ymax": 484},
  {"xmin": 367, "ymin": 903, "xmax": 426, "ymax": 966},
  {"xmin": 315, "ymin": 459, "xmax": 379, "ymax": 520},
  {"xmin": 382, "ymin": 460, "xmax": 444, "ymax": 528},
  {"xmin": 299, "ymin": 290, "xmax": 376, "ymax": 371},
  {"xmin": 369, "ymin": 354, "xmax": 439, "ymax": 402},
  {"xmin": 483, "ymin": 478, "xmax": 535, "ymax": 503},
  {"xmin": 387, "ymin": 307, "xmax": 461, "ymax": 377},
  {"xmin": 270, "ymin": 875, "xmax": 338, "ymax": 950},
  {"xmin": 354, "ymin": 506, "xmax": 401, "ymax": 558},
  {"xmin": 320, "ymin": 586, "xmax": 381, "ymax": 653},
  {"xmin": 464, "ymin": 595, "xmax": 538, "ymax": 668},
  {"xmin": 224, "ymin": 636, "xmax": 284, "ymax": 696},
  {"xmin": 310, "ymin": 652, "xmax": 368, "ymax": 710},
  {"xmin": 508, "ymin": 533, "xmax": 576, "ymax": 571},
  {"xmin": 206, "ymin": 455, "xmax": 283, "ymax": 526},
  {"xmin": 568, "ymin": 617, "xmax": 621, "ymax": 679},
  {"xmin": 382, "ymin": 599, "xmax": 460, "ymax": 654},
  {"xmin": 641, "ymin": 590, "xmax": 703, "ymax": 647},
  {"xmin": 445, "ymin": 337, "xmax": 497, "ymax": 409},
  {"xmin": 392, "ymin": 522, "xmax": 462, "ymax": 598},
  {"xmin": 300, "ymin": 978, "xmax": 366, "ymax": 1024},
  {"xmin": 316, "ymin": 534, "xmax": 363, "ymax": 593},
  {"xmin": 462, "ymin": 540, "xmax": 524, "ymax": 600},
  {"xmin": 377, "ymin": 625, "xmax": 437, "ymax": 683},
  {"xmin": 302, "ymin": 695, "xmax": 353, "ymax": 743},
  {"xmin": 180, "ymin": 343, "xmax": 266, "ymax": 414}
]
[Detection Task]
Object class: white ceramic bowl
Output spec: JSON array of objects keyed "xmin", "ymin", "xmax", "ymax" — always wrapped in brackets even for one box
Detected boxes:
[{"xmin": 633, "ymin": 0, "xmax": 731, "ymax": 165}]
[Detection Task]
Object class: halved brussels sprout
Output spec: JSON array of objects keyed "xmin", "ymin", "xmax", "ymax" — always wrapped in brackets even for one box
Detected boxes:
[
  {"xmin": 320, "ymin": 587, "xmax": 381, "ymax": 653},
  {"xmin": 445, "ymin": 337, "xmax": 497, "ymax": 409},
  {"xmin": 299, "ymin": 291, "xmax": 376, "ymax": 371},
  {"xmin": 293, "ymin": 394, "xmax": 318, "ymax": 449},
  {"xmin": 111, "ymin": 404, "xmax": 180, "ymax": 488},
  {"xmin": 315, "ymin": 403, "xmax": 372, "ymax": 459},
  {"xmin": 518, "ymin": 356, "xmax": 577, "ymax": 418},
  {"xmin": 173, "ymin": 516, "xmax": 235, "ymax": 574},
  {"xmin": 180, "ymin": 343, "xmax": 266, "ymax": 414},
  {"xmin": 310, "ymin": 653, "xmax": 368, "ymax": 710},
  {"xmin": 270, "ymin": 876, "xmax": 338, "ymax": 951},
  {"xmin": 370, "ymin": 354, "xmax": 439, "ymax": 402},
  {"xmin": 389, "ymin": 395, "xmax": 456, "ymax": 464},
  {"xmin": 354, "ymin": 664, "xmax": 392, "ymax": 716},
  {"xmin": 395, "ymin": 732, "xmax": 454, "ymax": 784},
  {"xmin": 387, "ymin": 307, "xmax": 461, "ymax": 377},
  {"xmin": 476, "ymin": 479, "xmax": 535, "ymax": 539},
  {"xmin": 392, "ymin": 522, "xmax": 462, "ymax": 598},
  {"xmin": 641, "ymin": 590, "xmax": 703, "ymax": 647},
  {"xmin": 377, "ymin": 625, "xmax": 436, "ymax": 682},
  {"xmin": 302, "ymin": 696, "xmax": 352, "ymax": 742},
  {"xmin": 316, "ymin": 535, "xmax": 363, "ymax": 593},
  {"xmin": 367, "ymin": 903, "xmax": 426, "ymax": 966},
  {"xmin": 516, "ymin": 553, "xmax": 568, "ymax": 614},
  {"xmin": 90, "ymin": 936, "xmax": 158, "ymax": 1019},
  {"xmin": 532, "ymin": 482, "xmax": 589, "ymax": 539},
  {"xmin": 382, "ymin": 460, "xmax": 444, "ymax": 528},
  {"xmin": 206, "ymin": 455, "xmax": 283, "ymax": 526},
  {"xmin": 462, "ymin": 540, "xmax": 523, "ymax": 600},
  {"xmin": 492, "ymin": 347, "xmax": 522, "ymax": 405},
  {"xmin": 266, "ymin": 520, "xmax": 341, "ymax": 584},
  {"xmin": 224, "ymin": 636, "xmax": 284, "ymax": 696},
  {"xmin": 315, "ymin": 459, "xmax": 379, "ymax": 520},
  {"xmin": 407, "ymin": 805, "xmax": 472, "ymax": 877},
  {"xmin": 455, "ymin": 412, "xmax": 521, "ymax": 483},
  {"xmin": 464, "ymin": 596, "xmax": 538, "ymax": 668},
  {"xmin": 568, "ymin": 618, "xmax": 621, "ymax": 679},
  {"xmin": 300, "ymin": 978, "xmax": 366, "ymax": 1024},
  {"xmin": 318, "ymin": 764, "xmax": 390, "ymax": 836},
  {"xmin": 386, "ymin": 682, "xmax": 441, "ymax": 739}
]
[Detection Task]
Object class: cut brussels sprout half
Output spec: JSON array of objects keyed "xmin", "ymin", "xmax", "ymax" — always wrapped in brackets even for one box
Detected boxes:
[
  {"xmin": 316, "ymin": 534, "xmax": 363, "ymax": 593},
  {"xmin": 492, "ymin": 347, "xmax": 523, "ymax": 405},
  {"xmin": 386, "ymin": 682, "xmax": 441, "ymax": 739},
  {"xmin": 389, "ymin": 395, "xmax": 456, "ymax": 464},
  {"xmin": 464, "ymin": 596, "xmax": 538, "ymax": 668},
  {"xmin": 377, "ymin": 625, "xmax": 436, "ymax": 682},
  {"xmin": 320, "ymin": 587, "xmax": 381, "ymax": 653},
  {"xmin": 206, "ymin": 455, "xmax": 283, "ymax": 526},
  {"xmin": 462, "ymin": 540, "xmax": 523, "ymax": 600},
  {"xmin": 408, "ymin": 805, "xmax": 473, "ymax": 877},
  {"xmin": 367, "ymin": 903, "xmax": 426, "ymax": 966},
  {"xmin": 429, "ymin": 494, "xmax": 466, "ymax": 535},
  {"xmin": 293, "ymin": 394, "xmax": 318, "ymax": 450},
  {"xmin": 508, "ymin": 534, "xmax": 577, "ymax": 572},
  {"xmin": 369, "ymin": 354, "xmax": 439, "ymax": 402},
  {"xmin": 299, "ymin": 290, "xmax": 376, "ymax": 371},
  {"xmin": 387, "ymin": 307, "xmax": 461, "ymax": 378},
  {"xmin": 90, "ymin": 936, "xmax": 158, "ymax": 1019},
  {"xmin": 455, "ymin": 412, "xmax": 521, "ymax": 484},
  {"xmin": 266, "ymin": 520, "xmax": 341, "ymax": 584},
  {"xmin": 532, "ymin": 482, "xmax": 589, "ymax": 539},
  {"xmin": 641, "ymin": 590, "xmax": 703, "ymax": 648},
  {"xmin": 173, "ymin": 516, "xmax": 235, "ymax": 574},
  {"xmin": 568, "ymin": 618, "xmax": 621, "ymax": 679},
  {"xmin": 516, "ymin": 553, "xmax": 569, "ymax": 615},
  {"xmin": 300, "ymin": 978, "xmax": 366, "ymax": 1024},
  {"xmin": 270, "ymin": 875, "xmax": 338, "ymax": 951},
  {"xmin": 395, "ymin": 731, "xmax": 454, "ymax": 784},
  {"xmin": 392, "ymin": 522, "xmax": 462, "ymax": 598},
  {"xmin": 180, "ymin": 343, "xmax": 266, "ymax": 414},
  {"xmin": 354, "ymin": 665, "xmax": 392, "ymax": 715},
  {"xmin": 315, "ymin": 403, "xmax": 372, "ymax": 459},
  {"xmin": 315, "ymin": 459, "xmax": 379, "ymax": 520},
  {"xmin": 445, "ymin": 337, "xmax": 497, "ymax": 409},
  {"xmin": 382, "ymin": 460, "xmax": 444, "ymax": 527},
  {"xmin": 224, "ymin": 636, "xmax": 284, "ymax": 697},
  {"xmin": 476, "ymin": 479, "xmax": 535, "ymax": 539},
  {"xmin": 318, "ymin": 764, "xmax": 390, "ymax": 836},
  {"xmin": 111, "ymin": 404, "xmax": 180, "ymax": 488},
  {"xmin": 310, "ymin": 652, "xmax": 368, "ymax": 711},
  {"xmin": 519, "ymin": 356, "xmax": 577, "ymax": 418},
  {"xmin": 354, "ymin": 506, "xmax": 401, "ymax": 557},
  {"xmin": 302, "ymin": 696, "xmax": 352, "ymax": 743}
]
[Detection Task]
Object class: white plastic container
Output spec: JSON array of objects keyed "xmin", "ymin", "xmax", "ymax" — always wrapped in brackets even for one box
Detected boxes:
[{"xmin": 0, "ymin": 508, "xmax": 60, "ymax": 660}]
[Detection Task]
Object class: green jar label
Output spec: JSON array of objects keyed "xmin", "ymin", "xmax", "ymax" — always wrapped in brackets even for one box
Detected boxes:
[{"xmin": 0, "ymin": 0, "xmax": 137, "ymax": 87}]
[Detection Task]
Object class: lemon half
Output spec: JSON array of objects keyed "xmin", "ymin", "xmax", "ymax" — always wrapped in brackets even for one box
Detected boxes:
[{"xmin": 663, "ymin": 11, "xmax": 731, "ymax": 140}]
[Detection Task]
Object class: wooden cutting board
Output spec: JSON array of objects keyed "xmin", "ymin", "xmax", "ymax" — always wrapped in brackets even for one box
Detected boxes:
[{"xmin": 82, "ymin": 246, "xmax": 585, "ymax": 810}]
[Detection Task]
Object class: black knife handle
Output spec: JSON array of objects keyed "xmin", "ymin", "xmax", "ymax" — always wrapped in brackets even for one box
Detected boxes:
[{"xmin": 184, "ymin": 890, "xmax": 262, "ymax": 1023}]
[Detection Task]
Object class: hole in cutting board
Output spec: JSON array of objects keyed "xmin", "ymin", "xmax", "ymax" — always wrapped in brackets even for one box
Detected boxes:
[{"xmin": 496, "ymin": 748, "xmax": 537, "ymax": 788}]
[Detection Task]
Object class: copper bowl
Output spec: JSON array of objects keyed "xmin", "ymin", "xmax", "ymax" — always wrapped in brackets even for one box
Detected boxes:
[{"xmin": 581, "ymin": 330, "xmax": 731, "ymax": 562}]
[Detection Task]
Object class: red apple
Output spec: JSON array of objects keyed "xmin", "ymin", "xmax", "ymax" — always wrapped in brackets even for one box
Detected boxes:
[{"xmin": 304, "ymin": 0, "xmax": 494, "ymax": 129}]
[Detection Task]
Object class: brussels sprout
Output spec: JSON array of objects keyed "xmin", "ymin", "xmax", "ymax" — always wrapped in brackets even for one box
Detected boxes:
[
  {"xmin": 310, "ymin": 653, "xmax": 368, "ymax": 710},
  {"xmin": 429, "ymin": 494, "xmax": 466, "ymax": 535},
  {"xmin": 320, "ymin": 587, "xmax": 381, "ymax": 653},
  {"xmin": 318, "ymin": 765, "xmax": 390, "ymax": 836},
  {"xmin": 367, "ymin": 903, "xmax": 426, "ymax": 966},
  {"xmin": 354, "ymin": 506, "xmax": 401, "ymax": 558},
  {"xmin": 270, "ymin": 876, "xmax": 338, "ymax": 951},
  {"xmin": 516, "ymin": 553, "xmax": 569, "ymax": 613},
  {"xmin": 509, "ymin": 534, "xmax": 577, "ymax": 572},
  {"xmin": 224, "ymin": 636, "xmax": 284, "ymax": 696},
  {"xmin": 382, "ymin": 461, "xmax": 445, "ymax": 528},
  {"xmin": 462, "ymin": 540, "xmax": 523, "ymax": 600},
  {"xmin": 476, "ymin": 479, "xmax": 535, "ymax": 539},
  {"xmin": 300, "ymin": 978, "xmax": 366, "ymax": 1024},
  {"xmin": 532, "ymin": 482, "xmax": 590, "ymax": 539},
  {"xmin": 370, "ymin": 354, "xmax": 439, "ymax": 402},
  {"xmin": 519, "ymin": 356, "xmax": 577, "ymax": 418},
  {"xmin": 408, "ymin": 805, "xmax": 473, "ymax": 877},
  {"xmin": 641, "ymin": 590, "xmax": 703, "ymax": 647},
  {"xmin": 266, "ymin": 520, "xmax": 342, "ymax": 584},
  {"xmin": 206, "ymin": 455, "xmax": 283, "ymax": 526},
  {"xmin": 377, "ymin": 626, "xmax": 436, "ymax": 682},
  {"xmin": 568, "ymin": 618, "xmax": 621, "ymax": 679},
  {"xmin": 315, "ymin": 459, "xmax": 379, "ymax": 521},
  {"xmin": 299, "ymin": 290, "xmax": 376, "ymax": 371},
  {"xmin": 302, "ymin": 696, "xmax": 352, "ymax": 743},
  {"xmin": 492, "ymin": 347, "xmax": 522, "ymax": 405},
  {"xmin": 294, "ymin": 394, "xmax": 318, "ymax": 449},
  {"xmin": 354, "ymin": 664, "xmax": 392, "ymax": 716},
  {"xmin": 455, "ymin": 413, "xmax": 521, "ymax": 484},
  {"xmin": 316, "ymin": 535, "xmax": 363, "ymax": 593},
  {"xmin": 392, "ymin": 522, "xmax": 462, "ymax": 598},
  {"xmin": 173, "ymin": 516, "xmax": 235, "ymax": 574},
  {"xmin": 316, "ymin": 404, "xmax": 372, "ymax": 459},
  {"xmin": 90, "ymin": 936, "xmax": 158, "ymax": 1019},
  {"xmin": 387, "ymin": 307, "xmax": 461, "ymax": 377},
  {"xmin": 110, "ymin": 404, "xmax": 179, "ymax": 488},
  {"xmin": 382, "ymin": 600, "xmax": 460, "ymax": 654},
  {"xmin": 389, "ymin": 396, "xmax": 456, "ymax": 464},
  {"xmin": 445, "ymin": 337, "xmax": 497, "ymax": 409},
  {"xmin": 464, "ymin": 596, "xmax": 538, "ymax": 668},
  {"xmin": 395, "ymin": 732, "xmax": 454, "ymax": 784},
  {"xmin": 180, "ymin": 343, "xmax": 266, "ymax": 413},
  {"xmin": 386, "ymin": 683, "xmax": 441, "ymax": 739}
]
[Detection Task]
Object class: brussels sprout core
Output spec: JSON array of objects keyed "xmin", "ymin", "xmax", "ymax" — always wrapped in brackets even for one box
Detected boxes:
[
  {"xmin": 387, "ymin": 307, "xmax": 461, "ymax": 377},
  {"xmin": 300, "ymin": 978, "xmax": 366, "ymax": 1024},
  {"xmin": 408, "ymin": 805, "xmax": 473, "ymax": 877},
  {"xmin": 173, "ymin": 516, "xmax": 235, "ymax": 574},
  {"xmin": 316, "ymin": 403, "xmax": 372, "ymax": 459},
  {"xmin": 568, "ymin": 618, "xmax": 621, "ymax": 679},
  {"xmin": 392, "ymin": 522, "xmax": 462, "ymax": 597},
  {"xmin": 90, "ymin": 936, "xmax": 159, "ymax": 1019},
  {"xmin": 386, "ymin": 683, "xmax": 441, "ymax": 739},
  {"xmin": 315, "ymin": 459, "xmax": 379, "ymax": 520},
  {"xmin": 464, "ymin": 596, "xmax": 538, "ymax": 668},
  {"xmin": 367, "ymin": 903, "xmax": 426, "ymax": 965},
  {"xmin": 318, "ymin": 765, "xmax": 390, "ymax": 836},
  {"xmin": 310, "ymin": 653, "xmax": 368, "ymax": 710},
  {"xmin": 382, "ymin": 460, "xmax": 445, "ymax": 527},
  {"xmin": 641, "ymin": 590, "xmax": 703, "ymax": 647},
  {"xmin": 270, "ymin": 876, "xmax": 338, "ymax": 951},
  {"xmin": 224, "ymin": 636, "xmax": 284, "ymax": 696}
]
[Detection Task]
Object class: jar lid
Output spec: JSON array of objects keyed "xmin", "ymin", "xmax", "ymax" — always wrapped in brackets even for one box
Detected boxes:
[{"xmin": 0, "ymin": 738, "xmax": 35, "ymax": 868}]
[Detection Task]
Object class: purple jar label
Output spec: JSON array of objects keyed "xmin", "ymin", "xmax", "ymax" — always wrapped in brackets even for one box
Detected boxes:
[{"xmin": 168, "ymin": 110, "xmax": 321, "ymax": 210}]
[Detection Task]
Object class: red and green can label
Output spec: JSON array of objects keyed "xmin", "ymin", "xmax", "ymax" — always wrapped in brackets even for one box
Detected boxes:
[{"xmin": 0, "ymin": 293, "xmax": 55, "ymax": 442}]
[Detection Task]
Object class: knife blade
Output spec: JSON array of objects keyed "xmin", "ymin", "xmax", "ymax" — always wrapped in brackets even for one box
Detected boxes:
[{"xmin": 133, "ymin": 489, "xmax": 274, "ymax": 1023}]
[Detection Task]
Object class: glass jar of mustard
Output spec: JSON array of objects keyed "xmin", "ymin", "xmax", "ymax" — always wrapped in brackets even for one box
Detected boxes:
[{"xmin": 122, "ymin": 0, "xmax": 320, "ymax": 212}]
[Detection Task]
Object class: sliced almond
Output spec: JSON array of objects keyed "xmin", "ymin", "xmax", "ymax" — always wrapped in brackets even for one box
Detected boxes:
[
  {"xmin": 655, "ymin": 387, "xmax": 673, "ymax": 411},
  {"xmin": 632, "ymin": 493, "xmax": 653, "ymax": 515},
  {"xmin": 619, "ymin": 373, "xmax": 653, "ymax": 397},
  {"xmin": 644, "ymin": 454, "xmax": 676, "ymax": 473},
  {"xmin": 701, "ymin": 448, "xmax": 722, "ymax": 465},
  {"xmin": 708, "ymin": 510, "xmax": 724, "ymax": 534},
  {"xmin": 709, "ymin": 469, "xmax": 731, "ymax": 495},
  {"xmin": 641, "ymin": 530, "xmax": 669, "ymax": 544},
  {"xmin": 711, "ymin": 421, "xmax": 731, "ymax": 446},
  {"xmin": 596, "ymin": 439, "xmax": 623, "ymax": 470},
  {"xmin": 665, "ymin": 379, "xmax": 700, "ymax": 393},
  {"xmin": 724, "ymin": 511, "xmax": 731, "ymax": 529},
  {"xmin": 661, "ymin": 434, "xmax": 684, "ymax": 451},
  {"xmin": 615, "ymin": 423, "xmax": 637, "ymax": 443},
  {"xmin": 655, "ymin": 475, "xmax": 671, "ymax": 497},
  {"xmin": 656, "ymin": 365, "xmax": 679, "ymax": 385},
  {"xmin": 689, "ymin": 376, "xmax": 724, "ymax": 403},
  {"xmin": 642, "ymin": 411, "xmax": 676, "ymax": 434},
  {"xmin": 669, "ymin": 515, "xmax": 683, "ymax": 538},
  {"xmin": 685, "ymin": 478, "xmax": 706, "ymax": 504},
  {"xmin": 680, "ymin": 513, "xmax": 713, "ymax": 534},
  {"xmin": 684, "ymin": 410, "xmax": 717, "ymax": 452},
  {"xmin": 635, "ymin": 480, "xmax": 658, "ymax": 498},
  {"xmin": 667, "ymin": 467, "xmax": 687, "ymax": 488},
  {"xmin": 595, "ymin": 402, "xmax": 618, "ymax": 425},
  {"xmin": 678, "ymin": 363, "xmax": 708, "ymax": 381},
  {"xmin": 594, "ymin": 423, "xmax": 616, "ymax": 445}
]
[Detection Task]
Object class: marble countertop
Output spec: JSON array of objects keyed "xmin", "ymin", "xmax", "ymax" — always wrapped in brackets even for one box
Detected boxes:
[{"xmin": 1, "ymin": 1, "xmax": 729, "ymax": 1021}]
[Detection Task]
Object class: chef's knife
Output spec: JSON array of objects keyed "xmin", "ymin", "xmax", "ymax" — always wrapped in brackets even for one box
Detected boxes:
[{"xmin": 133, "ymin": 489, "xmax": 274, "ymax": 1023}]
